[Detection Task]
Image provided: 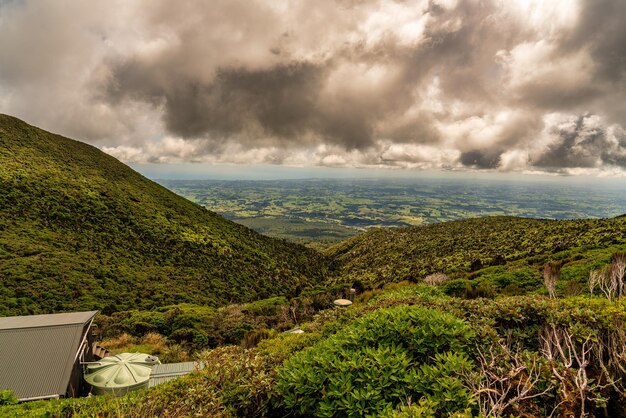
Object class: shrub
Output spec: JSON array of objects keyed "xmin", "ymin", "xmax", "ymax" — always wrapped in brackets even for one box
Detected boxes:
[
  {"xmin": 169, "ymin": 327, "xmax": 211, "ymax": 349},
  {"xmin": 502, "ymin": 283, "xmax": 523, "ymax": 296},
  {"xmin": 0, "ymin": 389, "xmax": 18, "ymax": 406},
  {"xmin": 142, "ymin": 332, "xmax": 167, "ymax": 348},
  {"xmin": 242, "ymin": 297, "xmax": 288, "ymax": 316},
  {"xmin": 159, "ymin": 344, "xmax": 189, "ymax": 363},
  {"xmin": 132, "ymin": 321, "xmax": 157, "ymax": 335},
  {"xmin": 441, "ymin": 279, "xmax": 472, "ymax": 298},
  {"xmin": 356, "ymin": 289, "xmax": 383, "ymax": 304},
  {"xmin": 257, "ymin": 332, "xmax": 322, "ymax": 360},
  {"xmin": 275, "ymin": 305, "xmax": 475, "ymax": 417},
  {"xmin": 100, "ymin": 332, "xmax": 136, "ymax": 350},
  {"xmin": 242, "ymin": 328, "xmax": 273, "ymax": 349},
  {"xmin": 475, "ymin": 281, "xmax": 496, "ymax": 299},
  {"xmin": 196, "ymin": 346, "xmax": 281, "ymax": 417}
]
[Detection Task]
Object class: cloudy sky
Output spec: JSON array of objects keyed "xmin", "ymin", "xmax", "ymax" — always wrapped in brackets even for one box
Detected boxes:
[{"xmin": 1, "ymin": 0, "xmax": 625, "ymax": 176}]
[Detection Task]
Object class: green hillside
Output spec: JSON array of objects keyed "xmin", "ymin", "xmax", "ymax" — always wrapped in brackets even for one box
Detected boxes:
[
  {"xmin": 326, "ymin": 216, "xmax": 626, "ymax": 288},
  {"xmin": 4, "ymin": 113, "xmax": 626, "ymax": 416},
  {"xmin": 0, "ymin": 114, "xmax": 327, "ymax": 315}
]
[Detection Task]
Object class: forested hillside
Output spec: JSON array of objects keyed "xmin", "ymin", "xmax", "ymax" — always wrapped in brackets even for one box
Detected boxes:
[
  {"xmin": 0, "ymin": 114, "xmax": 328, "ymax": 315},
  {"xmin": 326, "ymin": 216, "xmax": 626, "ymax": 288}
]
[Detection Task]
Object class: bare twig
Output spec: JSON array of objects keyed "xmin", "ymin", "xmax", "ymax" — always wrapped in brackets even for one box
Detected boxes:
[
  {"xmin": 465, "ymin": 340, "xmax": 553, "ymax": 417},
  {"xmin": 544, "ymin": 262, "xmax": 560, "ymax": 299}
]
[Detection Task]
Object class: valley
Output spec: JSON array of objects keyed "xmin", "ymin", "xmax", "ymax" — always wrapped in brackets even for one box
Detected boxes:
[
  {"xmin": 2, "ymin": 114, "xmax": 626, "ymax": 417},
  {"xmin": 2, "ymin": 0, "xmax": 626, "ymax": 415},
  {"xmin": 160, "ymin": 178, "xmax": 626, "ymax": 246}
]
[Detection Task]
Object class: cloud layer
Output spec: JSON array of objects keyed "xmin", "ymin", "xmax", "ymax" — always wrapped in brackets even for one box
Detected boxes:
[{"xmin": 1, "ymin": 0, "xmax": 625, "ymax": 175}]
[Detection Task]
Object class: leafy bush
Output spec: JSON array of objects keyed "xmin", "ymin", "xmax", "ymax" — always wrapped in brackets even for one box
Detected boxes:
[
  {"xmin": 242, "ymin": 328, "xmax": 273, "ymax": 349},
  {"xmin": 441, "ymin": 279, "xmax": 471, "ymax": 298},
  {"xmin": 275, "ymin": 305, "xmax": 475, "ymax": 417},
  {"xmin": 242, "ymin": 297, "xmax": 288, "ymax": 316},
  {"xmin": 0, "ymin": 390, "xmax": 18, "ymax": 406},
  {"xmin": 257, "ymin": 332, "xmax": 323, "ymax": 359}
]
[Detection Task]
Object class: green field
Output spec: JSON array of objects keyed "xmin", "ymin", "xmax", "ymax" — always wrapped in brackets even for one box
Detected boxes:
[{"xmin": 160, "ymin": 178, "xmax": 626, "ymax": 246}]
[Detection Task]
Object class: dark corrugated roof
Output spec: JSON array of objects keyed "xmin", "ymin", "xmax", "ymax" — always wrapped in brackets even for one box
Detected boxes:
[{"xmin": 0, "ymin": 311, "xmax": 97, "ymax": 400}]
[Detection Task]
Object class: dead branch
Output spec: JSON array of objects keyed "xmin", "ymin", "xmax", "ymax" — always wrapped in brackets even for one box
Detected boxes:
[
  {"xmin": 540, "ymin": 325, "xmax": 595, "ymax": 418},
  {"xmin": 544, "ymin": 262, "xmax": 560, "ymax": 299},
  {"xmin": 465, "ymin": 339, "xmax": 553, "ymax": 417}
]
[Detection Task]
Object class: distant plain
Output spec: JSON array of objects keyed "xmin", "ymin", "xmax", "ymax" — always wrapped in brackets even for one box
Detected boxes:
[{"xmin": 159, "ymin": 178, "xmax": 626, "ymax": 246}]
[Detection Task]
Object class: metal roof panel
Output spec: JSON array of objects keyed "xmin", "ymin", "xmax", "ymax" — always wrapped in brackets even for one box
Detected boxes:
[
  {"xmin": 0, "ymin": 311, "xmax": 96, "ymax": 400},
  {"xmin": 148, "ymin": 362, "xmax": 202, "ymax": 388},
  {"xmin": 0, "ymin": 311, "xmax": 97, "ymax": 330},
  {"xmin": 150, "ymin": 362, "xmax": 199, "ymax": 377}
]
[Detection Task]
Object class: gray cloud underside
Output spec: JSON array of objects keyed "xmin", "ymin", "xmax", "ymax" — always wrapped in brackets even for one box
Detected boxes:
[{"xmin": 1, "ymin": 0, "xmax": 625, "ymax": 174}]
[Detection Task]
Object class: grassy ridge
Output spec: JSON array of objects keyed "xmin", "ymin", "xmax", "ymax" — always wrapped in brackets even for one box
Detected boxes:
[
  {"xmin": 326, "ymin": 216, "xmax": 626, "ymax": 287},
  {"xmin": 0, "ymin": 114, "xmax": 328, "ymax": 315}
]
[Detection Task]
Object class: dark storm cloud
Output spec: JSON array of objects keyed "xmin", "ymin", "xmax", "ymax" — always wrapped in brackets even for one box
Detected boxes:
[
  {"xmin": 108, "ymin": 58, "xmax": 386, "ymax": 149},
  {"xmin": 567, "ymin": 0, "xmax": 626, "ymax": 83},
  {"xmin": 104, "ymin": 0, "xmax": 511, "ymax": 149},
  {"xmin": 508, "ymin": 0, "xmax": 626, "ymax": 120},
  {"xmin": 533, "ymin": 115, "xmax": 626, "ymax": 170},
  {"xmin": 110, "ymin": 61, "xmax": 327, "ymax": 140},
  {"xmin": 459, "ymin": 150, "xmax": 501, "ymax": 169},
  {"xmin": 566, "ymin": 0, "xmax": 626, "ymax": 128},
  {"xmin": 1, "ymin": 0, "xmax": 626, "ymax": 174}
]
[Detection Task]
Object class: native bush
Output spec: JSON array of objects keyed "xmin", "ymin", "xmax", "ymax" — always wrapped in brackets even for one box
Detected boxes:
[
  {"xmin": 275, "ymin": 305, "xmax": 475, "ymax": 417},
  {"xmin": 0, "ymin": 390, "xmax": 18, "ymax": 406},
  {"xmin": 242, "ymin": 328, "xmax": 274, "ymax": 349},
  {"xmin": 441, "ymin": 279, "xmax": 471, "ymax": 297},
  {"xmin": 242, "ymin": 296, "xmax": 288, "ymax": 316}
]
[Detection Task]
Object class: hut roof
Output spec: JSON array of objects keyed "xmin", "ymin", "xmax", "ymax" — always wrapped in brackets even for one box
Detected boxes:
[{"xmin": 0, "ymin": 311, "xmax": 97, "ymax": 400}]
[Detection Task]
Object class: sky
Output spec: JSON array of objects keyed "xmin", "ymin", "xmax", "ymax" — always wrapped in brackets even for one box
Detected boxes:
[{"xmin": 1, "ymin": 0, "xmax": 625, "ymax": 177}]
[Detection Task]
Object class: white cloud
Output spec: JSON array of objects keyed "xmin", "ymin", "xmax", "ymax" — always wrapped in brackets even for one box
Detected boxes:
[{"xmin": 1, "ymin": 0, "xmax": 625, "ymax": 176}]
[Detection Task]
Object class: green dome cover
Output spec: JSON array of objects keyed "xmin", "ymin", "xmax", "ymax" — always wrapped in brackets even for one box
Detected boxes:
[{"xmin": 85, "ymin": 353, "xmax": 158, "ymax": 395}]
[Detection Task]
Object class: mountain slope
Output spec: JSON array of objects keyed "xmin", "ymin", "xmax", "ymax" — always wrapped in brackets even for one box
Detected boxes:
[
  {"xmin": 326, "ymin": 216, "xmax": 626, "ymax": 287},
  {"xmin": 0, "ymin": 114, "xmax": 327, "ymax": 315}
]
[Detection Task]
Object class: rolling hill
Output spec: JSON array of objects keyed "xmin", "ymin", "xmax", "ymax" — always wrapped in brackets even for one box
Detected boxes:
[
  {"xmin": 326, "ymin": 216, "xmax": 626, "ymax": 288},
  {"xmin": 0, "ymin": 114, "xmax": 328, "ymax": 316}
]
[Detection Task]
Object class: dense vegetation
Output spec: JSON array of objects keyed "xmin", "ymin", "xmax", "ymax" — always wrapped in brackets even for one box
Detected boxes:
[
  {"xmin": 92, "ymin": 288, "xmax": 345, "ymax": 362},
  {"xmin": 6, "ymin": 270, "xmax": 626, "ymax": 417},
  {"xmin": 0, "ymin": 114, "xmax": 328, "ymax": 315},
  {"xmin": 326, "ymin": 216, "xmax": 626, "ymax": 288}
]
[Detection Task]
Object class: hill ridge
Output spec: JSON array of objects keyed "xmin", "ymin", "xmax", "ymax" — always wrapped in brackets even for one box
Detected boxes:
[
  {"xmin": 326, "ymin": 215, "xmax": 626, "ymax": 287},
  {"xmin": 0, "ymin": 113, "xmax": 327, "ymax": 315}
]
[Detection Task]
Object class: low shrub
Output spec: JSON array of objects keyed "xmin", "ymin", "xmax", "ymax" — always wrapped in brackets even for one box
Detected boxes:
[
  {"xmin": 242, "ymin": 328, "xmax": 274, "ymax": 349},
  {"xmin": 242, "ymin": 297, "xmax": 288, "ymax": 316},
  {"xmin": 275, "ymin": 305, "xmax": 475, "ymax": 417},
  {"xmin": 0, "ymin": 390, "xmax": 18, "ymax": 406}
]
